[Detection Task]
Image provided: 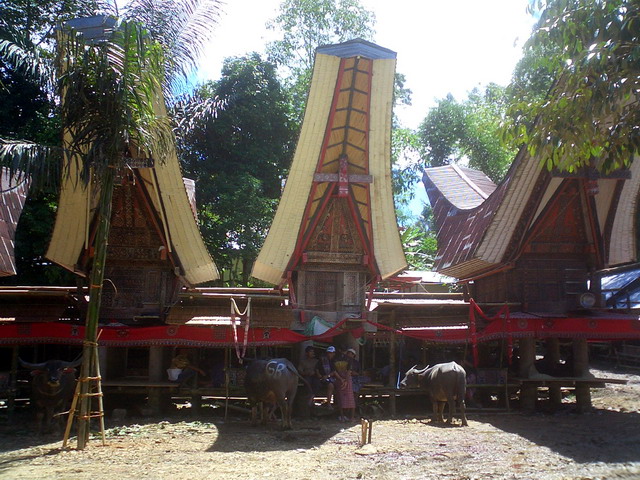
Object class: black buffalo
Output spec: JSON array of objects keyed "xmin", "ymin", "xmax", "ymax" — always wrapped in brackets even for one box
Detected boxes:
[
  {"xmin": 244, "ymin": 358, "xmax": 307, "ymax": 430},
  {"xmin": 19, "ymin": 358, "xmax": 81, "ymax": 433},
  {"xmin": 400, "ymin": 361, "xmax": 468, "ymax": 427}
]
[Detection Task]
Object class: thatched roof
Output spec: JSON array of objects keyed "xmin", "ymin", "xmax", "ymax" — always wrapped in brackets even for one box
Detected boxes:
[
  {"xmin": 252, "ymin": 39, "xmax": 406, "ymax": 285},
  {"xmin": 424, "ymin": 152, "xmax": 640, "ymax": 280},
  {"xmin": 46, "ymin": 16, "xmax": 218, "ymax": 286}
]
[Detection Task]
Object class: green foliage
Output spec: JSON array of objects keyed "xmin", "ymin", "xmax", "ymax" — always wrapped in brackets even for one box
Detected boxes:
[
  {"xmin": 391, "ymin": 126, "xmax": 422, "ymax": 209},
  {"xmin": 120, "ymin": 0, "xmax": 222, "ymax": 97},
  {"xmin": 267, "ymin": 0, "xmax": 376, "ymax": 72},
  {"xmin": 417, "ymin": 85, "xmax": 517, "ymax": 183},
  {"xmin": 418, "ymin": 94, "xmax": 466, "ymax": 168},
  {"xmin": 177, "ymin": 54, "xmax": 296, "ymax": 286},
  {"xmin": 3, "ymin": 191, "xmax": 76, "ymax": 286},
  {"xmin": 505, "ymin": 0, "xmax": 640, "ymax": 173},
  {"xmin": 400, "ymin": 222, "xmax": 438, "ymax": 271},
  {"xmin": 58, "ymin": 19, "xmax": 173, "ymax": 180}
]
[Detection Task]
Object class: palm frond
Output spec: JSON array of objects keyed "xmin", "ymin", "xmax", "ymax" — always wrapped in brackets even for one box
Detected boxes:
[
  {"xmin": 121, "ymin": 0, "xmax": 222, "ymax": 94},
  {"xmin": 0, "ymin": 36, "xmax": 54, "ymax": 91},
  {"xmin": 58, "ymin": 17, "xmax": 174, "ymax": 181},
  {"xmin": 0, "ymin": 139, "xmax": 61, "ymax": 191}
]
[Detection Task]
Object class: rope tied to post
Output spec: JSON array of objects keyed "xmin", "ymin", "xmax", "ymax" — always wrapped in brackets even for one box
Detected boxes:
[{"xmin": 230, "ymin": 297, "xmax": 251, "ymax": 363}]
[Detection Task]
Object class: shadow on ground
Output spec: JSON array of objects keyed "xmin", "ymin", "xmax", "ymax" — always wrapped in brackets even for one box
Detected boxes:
[{"xmin": 478, "ymin": 407, "xmax": 640, "ymax": 464}]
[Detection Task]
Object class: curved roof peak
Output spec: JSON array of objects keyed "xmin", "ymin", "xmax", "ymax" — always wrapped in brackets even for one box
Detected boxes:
[
  {"xmin": 424, "ymin": 164, "xmax": 497, "ymax": 210},
  {"xmin": 316, "ymin": 38, "xmax": 396, "ymax": 59}
]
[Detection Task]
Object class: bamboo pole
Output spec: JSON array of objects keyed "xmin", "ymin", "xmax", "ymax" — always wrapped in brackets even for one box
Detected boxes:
[
  {"xmin": 77, "ymin": 167, "xmax": 115, "ymax": 450},
  {"xmin": 64, "ymin": 334, "xmax": 106, "ymax": 448}
]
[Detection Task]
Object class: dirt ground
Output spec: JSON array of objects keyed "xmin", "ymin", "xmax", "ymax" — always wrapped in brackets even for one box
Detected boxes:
[{"xmin": 1, "ymin": 362, "xmax": 639, "ymax": 480}]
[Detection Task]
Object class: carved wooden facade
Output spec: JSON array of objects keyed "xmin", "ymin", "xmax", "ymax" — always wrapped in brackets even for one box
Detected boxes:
[
  {"xmin": 424, "ymin": 155, "xmax": 640, "ymax": 314},
  {"xmin": 100, "ymin": 180, "xmax": 179, "ymax": 321},
  {"xmin": 253, "ymin": 40, "xmax": 406, "ymax": 323}
]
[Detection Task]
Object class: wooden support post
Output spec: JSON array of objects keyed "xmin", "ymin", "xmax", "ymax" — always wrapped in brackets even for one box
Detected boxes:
[
  {"xmin": 546, "ymin": 338, "xmax": 562, "ymax": 407},
  {"xmin": 388, "ymin": 309, "xmax": 397, "ymax": 417},
  {"xmin": 224, "ymin": 347, "xmax": 230, "ymax": 421},
  {"xmin": 573, "ymin": 338, "xmax": 591, "ymax": 413},
  {"xmin": 191, "ymin": 393, "xmax": 202, "ymax": 416},
  {"xmin": 148, "ymin": 347, "xmax": 164, "ymax": 415},
  {"xmin": 519, "ymin": 338, "xmax": 537, "ymax": 411},
  {"xmin": 360, "ymin": 418, "xmax": 372, "ymax": 446},
  {"xmin": 8, "ymin": 346, "xmax": 18, "ymax": 416}
]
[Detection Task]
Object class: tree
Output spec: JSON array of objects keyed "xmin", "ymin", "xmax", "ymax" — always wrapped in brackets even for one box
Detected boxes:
[
  {"xmin": 57, "ymin": 17, "xmax": 175, "ymax": 449},
  {"xmin": 400, "ymin": 223, "xmax": 438, "ymax": 271},
  {"xmin": 178, "ymin": 54, "xmax": 296, "ymax": 285},
  {"xmin": 0, "ymin": 1, "xmax": 105, "ymax": 285},
  {"xmin": 2, "ymin": 0, "xmax": 222, "ymax": 449},
  {"xmin": 266, "ymin": 0, "xmax": 376, "ymax": 123},
  {"xmin": 505, "ymin": 0, "xmax": 640, "ymax": 173},
  {"xmin": 417, "ymin": 85, "xmax": 517, "ymax": 183}
]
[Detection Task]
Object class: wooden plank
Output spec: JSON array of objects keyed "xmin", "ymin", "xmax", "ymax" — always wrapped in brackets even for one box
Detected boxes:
[{"xmin": 312, "ymin": 173, "xmax": 373, "ymax": 183}]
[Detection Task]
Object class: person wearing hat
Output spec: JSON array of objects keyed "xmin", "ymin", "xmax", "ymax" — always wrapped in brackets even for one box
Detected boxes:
[
  {"xmin": 334, "ymin": 351, "xmax": 356, "ymax": 422},
  {"xmin": 316, "ymin": 346, "xmax": 338, "ymax": 407}
]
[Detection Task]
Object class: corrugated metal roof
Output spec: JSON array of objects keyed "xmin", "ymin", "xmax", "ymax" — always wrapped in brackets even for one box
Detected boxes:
[
  {"xmin": 0, "ymin": 169, "xmax": 29, "ymax": 276},
  {"xmin": 424, "ymin": 164, "xmax": 509, "ymax": 278},
  {"xmin": 425, "ymin": 148, "xmax": 640, "ymax": 280},
  {"xmin": 423, "ymin": 164, "xmax": 496, "ymax": 210},
  {"xmin": 316, "ymin": 38, "xmax": 396, "ymax": 59}
]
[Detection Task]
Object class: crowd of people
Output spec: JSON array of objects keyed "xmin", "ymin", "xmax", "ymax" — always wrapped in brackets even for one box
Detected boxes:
[
  {"xmin": 168, "ymin": 345, "xmax": 370, "ymax": 422},
  {"xmin": 298, "ymin": 344, "xmax": 367, "ymax": 422}
]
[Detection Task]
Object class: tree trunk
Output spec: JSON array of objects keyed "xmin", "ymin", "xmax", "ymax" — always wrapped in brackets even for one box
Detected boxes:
[{"xmin": 77, "ymin": 167, "xmax": 115, "ymax": 449}]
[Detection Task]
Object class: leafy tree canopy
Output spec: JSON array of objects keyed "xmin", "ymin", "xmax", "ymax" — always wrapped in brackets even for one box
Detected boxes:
[
  {"xmin": 417, "ymin": 84, "xmax": 516, "ymax": 183},
  {"xmin": 178, "ymin": 54, "xmax": 296, "ymax": 285},
  {"xmin": 506, "ymin": 0, "xmax": 640, "ymax": 173},
  {"xmin": 267, "ymin": 0, "xmax": 375, "ymax": 73}
]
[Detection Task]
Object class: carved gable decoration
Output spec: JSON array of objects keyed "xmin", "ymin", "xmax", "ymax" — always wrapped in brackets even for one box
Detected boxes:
[
  {"xmin": 524, "ymin": 181, "xmax": 589, "ymax": 255},
  {"xmin": 308, "ymin": 197, "xmax": 363, "ymax": 255},
  {"xmin": 108, "ymin": 183, "xmax": 164, "ymax": 263},
  {"xmin": 102, "ymin": 182, "xmax": 176, "ymax": 318}
]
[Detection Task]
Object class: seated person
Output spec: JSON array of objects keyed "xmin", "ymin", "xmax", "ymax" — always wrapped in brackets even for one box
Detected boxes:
[
  {"xmin": 298, "ymin": 345, "xmax": 320, "ymax": 406},
  {"xmin": 316, "ymin": 346, "xmax": 338, "ymax": 406},
  {"xmin": 169, "ymin": 349, "xmax": 206, "ymax": 387}
]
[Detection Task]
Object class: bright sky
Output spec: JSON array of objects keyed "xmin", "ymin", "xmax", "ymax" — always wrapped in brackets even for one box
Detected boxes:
[
  {"xmin": 197, "ymin": 0, "xmax": 538, "ymax": 216},
  {"xmin": 199, "ymin": 0, "xmax": 538, "ymax": 130}
]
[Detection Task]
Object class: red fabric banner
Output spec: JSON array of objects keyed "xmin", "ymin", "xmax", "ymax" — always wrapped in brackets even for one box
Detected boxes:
[
  {"xmin": 0, "ymin": 308, "xmax": 638, "ymax": 348},
  {"xmin": 0, "ymin": 321, "xmax": 364, "ymax": 347}
]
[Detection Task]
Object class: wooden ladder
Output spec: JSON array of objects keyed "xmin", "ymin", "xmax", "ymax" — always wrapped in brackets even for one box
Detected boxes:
[{"xmin": 63, "ymin": 340, "xmax": 106, "ymax": 448}]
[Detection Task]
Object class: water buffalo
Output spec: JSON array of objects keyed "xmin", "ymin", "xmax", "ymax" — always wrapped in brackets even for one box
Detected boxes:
[
  {"xmin": 400, "ymin": 361, "xmax": 468, "ymax": 427},
  {"xmin": 244, "ymin": 358, "xmax": 308, "ymax": 430},
  {"xmin": 19, "ymin": 357, "xmax": 81, "ymax": 433}
]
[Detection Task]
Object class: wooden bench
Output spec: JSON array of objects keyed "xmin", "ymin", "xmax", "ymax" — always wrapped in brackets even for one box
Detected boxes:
[
  {"xmin": 515, "ymin": 376, "xmax": 627, "ymax": 412},
  {"xmin": 467, "ymin": 368, "xmax": 516, "ymax": 411},
  {"xmin": 102, "ymin": 379, "xmax": 179, "ymax": 391},
  {"xmin": 615, "ymin": 343, "xmax": 640, "ymax": 369}
]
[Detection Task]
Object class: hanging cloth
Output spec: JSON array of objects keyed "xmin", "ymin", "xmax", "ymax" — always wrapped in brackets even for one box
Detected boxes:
[{"xmin": 230, "ymin": 297, "xmax": 251, "ymax": 363}]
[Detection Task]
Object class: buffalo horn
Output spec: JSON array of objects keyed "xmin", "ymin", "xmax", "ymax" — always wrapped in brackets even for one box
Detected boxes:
[
  {"xmin": 65, "ymin": 356, "xmax": 83, "ymax": 368},
  {"xmin": 18, "ymin": 358, "xmax": 47, "ymax": 370}
]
